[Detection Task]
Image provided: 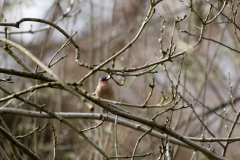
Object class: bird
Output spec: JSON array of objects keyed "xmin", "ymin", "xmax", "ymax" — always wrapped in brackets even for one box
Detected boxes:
[{"xmin": 95, "ymin": 76, "xmax": 115, "ymax": 113}]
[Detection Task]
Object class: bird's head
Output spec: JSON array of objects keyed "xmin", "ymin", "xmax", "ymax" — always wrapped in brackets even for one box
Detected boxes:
[{"xmin": 99, "ymin": 75, "xmax": 111, "ymax": 83}]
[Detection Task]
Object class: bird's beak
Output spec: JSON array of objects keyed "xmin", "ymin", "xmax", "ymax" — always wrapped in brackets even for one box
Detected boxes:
[{"xmin": 106, "ymin": 75, "xmax": 111, "ymax": 80}]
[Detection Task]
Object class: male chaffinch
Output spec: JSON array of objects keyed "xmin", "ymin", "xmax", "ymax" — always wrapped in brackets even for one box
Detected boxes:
[{"xmin": 95, "ymin": 76, "xmax": 114, "ymax": 113}]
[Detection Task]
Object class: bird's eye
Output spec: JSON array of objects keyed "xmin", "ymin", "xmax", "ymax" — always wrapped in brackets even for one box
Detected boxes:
[{"xmin": 100, "ymin": 76, "xmax": 108, "ymax": 81}]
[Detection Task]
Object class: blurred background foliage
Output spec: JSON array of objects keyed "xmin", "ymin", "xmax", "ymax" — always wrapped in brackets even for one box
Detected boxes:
[{"xmin": 1, "ymin": 0, "xmax": 240, "ymax": 159}]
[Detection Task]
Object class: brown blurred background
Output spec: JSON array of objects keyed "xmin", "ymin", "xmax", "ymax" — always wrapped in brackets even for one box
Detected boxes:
[{"xmin": 1, "ymin": 0, "xmax": 240, "ymax": 159}]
